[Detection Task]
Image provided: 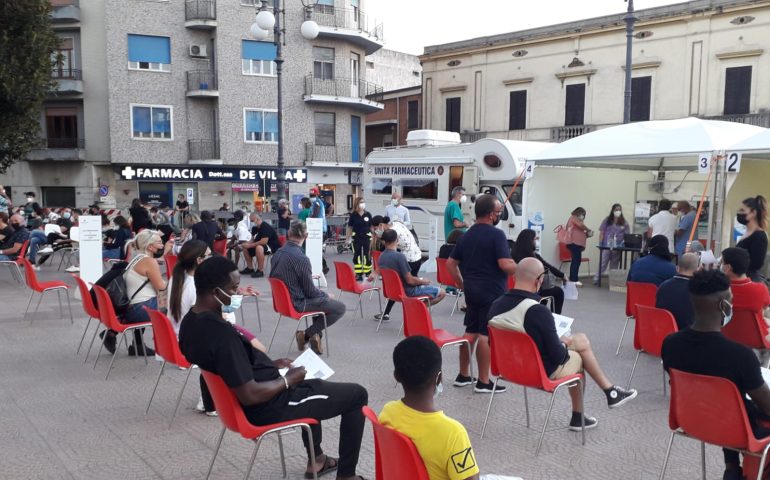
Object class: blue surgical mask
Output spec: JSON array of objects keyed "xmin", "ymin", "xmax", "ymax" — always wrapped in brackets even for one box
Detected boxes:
[
  {"xmin": 720, "ymin": 299, "xmax": 733, "ymax": 327},
  {"xmin": 216, "ymin": 288, "xmax": 243, "ymax": 313},
  {"xmin": 63, "ymin": 212, "xmax": 71, "ymax": 219}
]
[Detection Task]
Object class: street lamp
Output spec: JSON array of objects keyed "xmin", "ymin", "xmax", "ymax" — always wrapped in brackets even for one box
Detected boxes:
[
  {"xmin": 250, "ymin": 0, "xmax": 319, "ymax": 202},
  {"xmin": 623, "ymin": 0, "xmax": 637, "ymax": 124}
]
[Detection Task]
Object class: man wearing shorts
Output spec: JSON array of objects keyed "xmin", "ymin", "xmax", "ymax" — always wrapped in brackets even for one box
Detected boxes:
[
  {"xmin": 241, "ymin": 213, "xmax": 281, "ymax": 278},
  {"xmin": 377, "ymin": 229, "xmax": 445, "ymax": 307},
  {"xmin": 488, "ymin": 257, "xmax": 637, "ymax": 430},
  {"xmin": 446, "ymin": 194, "xmax": 516, "ymax": 393}
]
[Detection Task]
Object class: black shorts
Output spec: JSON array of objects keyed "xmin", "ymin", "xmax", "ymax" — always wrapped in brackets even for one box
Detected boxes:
[
  {"xmin": 463, "ymin": 300, "xmax": 494, "ymax": 336},
  {"xmin": 246, "ymin": 244, "xmax": 272, "ymax": 256}
]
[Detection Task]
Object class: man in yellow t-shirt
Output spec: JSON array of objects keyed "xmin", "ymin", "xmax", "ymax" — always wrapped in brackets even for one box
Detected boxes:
[{"xmin": 379, "ymin": 336, "xmax": 480, "ymax": 480}]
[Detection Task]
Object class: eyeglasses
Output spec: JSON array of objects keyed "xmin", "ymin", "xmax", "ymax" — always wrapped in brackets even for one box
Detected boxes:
[{"xmin": 536, "ymin": 271, "xmax": 547, "ymax": 281}]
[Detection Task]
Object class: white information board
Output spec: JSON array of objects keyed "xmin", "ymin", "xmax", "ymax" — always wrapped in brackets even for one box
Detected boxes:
[
  {"xmin": 306, "ymin": 218, "xmax": 327, "ymax": 287},
  {"xmin": 78, "ymin": 216, "xmax": 103, "ymax": 287},
  {"xmin": 421, "ymin": 218, "xmax": 439, "ymax": 274}
]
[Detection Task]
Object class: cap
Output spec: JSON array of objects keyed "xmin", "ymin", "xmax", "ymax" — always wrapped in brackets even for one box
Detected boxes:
[
  {"xmin": 309, "ymin": 187, "xmax": 320, "ymax": 195},
  {"xmin": 24, "ymin": 191, "xmax": 35, "ymax": 197}
]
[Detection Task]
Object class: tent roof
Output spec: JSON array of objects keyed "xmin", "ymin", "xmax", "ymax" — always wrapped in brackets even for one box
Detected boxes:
[
  {"xmin": 527, "ymin": 117, "xmax": 767, "ymax": 170},
  {"xmin": 729, "ymin": 128, "xmax": 770, "ymax": 159}
]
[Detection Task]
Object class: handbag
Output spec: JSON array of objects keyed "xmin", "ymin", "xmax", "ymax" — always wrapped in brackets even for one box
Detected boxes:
[
  {"xmin": 540, "ymin": 270, "xmax": 556, "ymax": 290},
  {"xmin": 554, "ymin": 221, "xmax": 572, "ymax": 244}
]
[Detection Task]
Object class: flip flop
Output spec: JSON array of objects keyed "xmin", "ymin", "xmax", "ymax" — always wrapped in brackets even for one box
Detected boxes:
[{"xmin": 304, "ymin": 455, "xmax": 338, "ymax": 479}]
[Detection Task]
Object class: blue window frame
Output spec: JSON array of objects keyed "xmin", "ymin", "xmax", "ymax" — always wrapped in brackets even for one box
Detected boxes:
[
  {"xmin": 131, "ymin": 104, "xmax": 172, "ymax": 140},
  {"xmin": 241, "ymin": 40, "xmax": 277, "ymax": 76},
  {"xmin": 244, "ymin": 109, "xmax": 278, "ymax": 142},
  {"xmin": 127, "ymin": 34, "xmax": 171, "ymax": 72}
]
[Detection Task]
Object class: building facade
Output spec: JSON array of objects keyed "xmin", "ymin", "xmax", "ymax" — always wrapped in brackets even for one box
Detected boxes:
[
  {"xmin": 365, "ymin": 85, "xmax": 422, "ymax": 154},
  {"xmin": 419, "ymin": 0, "xmax": 770, "ymax": 144},
  {"xmin": 1, "ymin": 0, "xmax": 385, "ymax": 214}
]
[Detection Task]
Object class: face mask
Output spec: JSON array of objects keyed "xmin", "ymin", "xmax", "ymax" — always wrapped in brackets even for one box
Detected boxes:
[
  {"xmin": 720, "ymin": 299, "xmax": 733, "ymax": 327},
  {"xmin": 460, "ymin": 195, "xmax": 467, "ymax": 203},
  {"xmin": 63, "ymin": 212, "xmax": 71, "ymax": 219},
  {"xmin": 391, "ymin": 199, "xmax": 399, "ymax": 206},
  {"xmin": 578, "ymin": 215, "xmax": 585, "ymax": 221},
  {"xmin": 27, "ymin": 197, "xmax": 34, "ymax": 202},
  {"xmin": 216, "ymin": 288, "xmax": 243, "ymax": 313},
  {"xmin": 10, "ymin": 222, "xmax": 21, "ymax": 229},
  {"xmin": 359, "ymin": 203, "xmax": 366, "ymax": 210},
  {"xmin": 492, "ymin": 214, "xmax": 501, "ymax": 226},
  {"xmin": 433, "ymin": 372, "xmax": 443, "ymax": 400},
  {"xmin": 374, "ymin": 228, "xmax": 384, "ymax": 237},
  {"xmin": 736, "ymin": 213, "xmax": 749, "ymax": 226},
  {"xmin": 613, "ymin": 210, "xmax": 622, "ymax": 218}
]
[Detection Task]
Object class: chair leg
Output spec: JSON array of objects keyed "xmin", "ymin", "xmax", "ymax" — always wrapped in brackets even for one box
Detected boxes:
[
  {"xmin": 76, "ymin": 317, "xmax": 93, "ymax": 355},
  {"xmin": 56, "ymin": 290, "xmax": 64, "ymax": 319},
  {"xmin": 30, "ymin": 291, "xmax": 45, "ymax": 324},
  {"xmin": 206, "ymin": 426, "xmax": 226, "ymax": 480},
  {"xmin": 658, "ymin": 432, "xmax": 676, "ymax": 480},
  {"xmin": 661, "ymin": 363, "xmax": 667, "ymax": 396},
  {"xmin": 524, "ymin": 386, "xmax": 530, "ymax": 429},
  {"xmin": 146, "ymin": 360, "xmax": 167, "ymax": 414},
  {"xmin": 65, "ymin": 289, "xmax": 73, "ymax": 324},
  {"xmin": 267, "ymin": 315, "xmax": 282, "ymax": 353},
  {"xmin": 93, "ymin": 328, "xmax": 107, "ymax": 369},
  {"xmin": 84, "ymin": 324, "xmax": 102, "ymax": 364},
  {"xmin": 24, "ymin": 290, "xmax": 35, "ymax": 317},
  {"xmin": 170, "ymin": 366, "xmax": 194, "ymax": 428},
  {"xmin": 616, "ymin": 316, "xmax": 632, "ymax": 355},
  {"xmin": 304, "ymin": 425, "xmax": 319, "ymax": 480},
  {"xmin": 536, "ymin": 389, "xmax": 560, "ymax": 456},
  {"xmin": 358, "ymin": 296, "xmax": 364, "ymax": 320},
  {"xmin": 756, "ymin": 443, "xmax": 770, "ymax": 480},
  {"xmin": 243, "ymin": 436, "xmax": 265, "ymax": 480},
  {"xmin": 578, "ymin": 379, "xmax": 586, "ymax": 445},
  {"xmin": 322, "ymin": 314, "xmax": 329, "ymax": 356},
  {"xmin": 626, "ymin": 351, "xmax": 642, "ymax": 390},
  {"xmin": 105, "ymin": 332, "xmax": 124, "ymax": 380},
  {"xmin": 480, "ymin": 377, "xmax": 500, "ymax": 439},
  {"xmin": 278, "ymin": 433, "xmax": 287, "ymax": 478},
  {"xmin": 450, "ymin": 292, "xmax": 460, "ymax": 317},
  {"xmin": 255, "ymin": 298, "xmax": 262, "ymax": 332},
  {"xmin": 700, "ymin": 441, "xmax": 706, "ymax": 480}
]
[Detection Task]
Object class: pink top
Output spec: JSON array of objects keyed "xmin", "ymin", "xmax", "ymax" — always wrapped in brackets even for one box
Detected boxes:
[{"xmin": 567, "ymin": 215, "xmax": 588, "ymax": 247}]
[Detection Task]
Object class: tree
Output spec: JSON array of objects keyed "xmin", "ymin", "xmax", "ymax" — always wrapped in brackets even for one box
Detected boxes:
[{"xmin": 0, "ymin": 0, "xmax": 60, "ymax": 173}]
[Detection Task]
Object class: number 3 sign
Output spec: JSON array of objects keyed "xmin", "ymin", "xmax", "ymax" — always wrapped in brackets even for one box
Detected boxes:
[
  {"xmin": 725, "ymin": 151, "xmax": 742, "ymax": 173},
  {"xmin": 697, "ymin": 153, "xmax": 711, "ymax": 174}
]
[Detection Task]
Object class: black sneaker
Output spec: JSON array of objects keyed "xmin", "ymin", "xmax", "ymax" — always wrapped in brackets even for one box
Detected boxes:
[
  {"xmin": 474, "ymin": 380, "xmax": 507, "ymax": 394},
  {"xmin": 99, "ymin": 330, "xmax": 116, "ymax": 354},
  {"xmin": 373, "ymin": 313, "xmax": 390, "ymax": 322},
  {"xmin": 240, "ymin": 267, "xmax": 254, "ymax": 274},
  {"xmin": 568, "ymin": 412, "xmax": 598, "ymax": 431},
  {"xmin": 723, "ymin": 467, "xmax": 744, "ymax": 480},
  {"xmin": 453, "ymin": 374, "xmax": 477, "ymax": 387},
  {"xmin": 606, "ymin": 386, "xmax": 638, "ymax": 409},
  {"xmin": 251, "ymin": 270, "xmax": 264, "ymax": 278}
]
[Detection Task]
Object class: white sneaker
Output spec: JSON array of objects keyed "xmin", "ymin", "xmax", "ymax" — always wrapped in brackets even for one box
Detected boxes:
[
  {"xmin": 574, "ymin": 281, "xmax": 584, "ymax": 287},
  {"xmin": 31, "ymin": 265, "xmax": 40, "ymax": 272},
  {"xmin": 65, "ymin": 266, "xmax": 80, "ymax": 273},
  {"xmin": 38, "ymin": 247, "xmax": 54, "ymax": 254},
  {"xmin": 196, "ymin": 398, "xmax": 218, "ymax": 416}
]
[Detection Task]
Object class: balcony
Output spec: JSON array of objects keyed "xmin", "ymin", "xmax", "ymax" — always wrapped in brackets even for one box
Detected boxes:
[
  {"xmin": 703, "ymin": 112, "xmax": 770, "ymax": 128},
  {"xmin": 27, "ymin": 138, "xmax": 85, "ymax": 161},
  {"xmin": 50, "ymin": 68, "xmax": 83, "ymax": 94},
  {"xmin": 185, "ymin": 0, "xmax": 217, "ymax": 29},
  {"xmin": 303, "ymin": 75, "xmax": 383, "ymax": 113},
  {"xmin": 550, "ymin": 125, "xmax": 595, "ymax": 142},
  {"xmin": 304, "ymin": 143, "xmax": 365, "ymax": 165},
  {"xmin": 311, "ymin": 6, "xmax": 384, "ymax": 55},
  {"xmin": 50, "ymin": 0, "xmax": 80, "ymax": 23},
  {"xmin": 188, "ymin": 139, "xmax": 220, "ymax": 162},
  {"xmin": 186, "ymin": 70, "xmax": 218, "ymax": 98},
  {"xmin": 460, "ymin": 131, "xmax": 487, "ymax": 143}
]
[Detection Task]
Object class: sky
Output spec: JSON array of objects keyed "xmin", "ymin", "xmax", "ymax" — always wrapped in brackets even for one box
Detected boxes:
[{"xmin": 366, "ymin": 0, "xmax": 686, "ymax": 55}]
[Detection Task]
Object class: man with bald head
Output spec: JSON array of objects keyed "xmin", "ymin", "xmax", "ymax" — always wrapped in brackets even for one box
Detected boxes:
[
  {"xmin": 385, "ymin": 192, "xmax": 411, "ymax": 228},
  {"xmin": 656, "ymin": 252, "xmax": 700, "ymax": 330},
  {"xmin": 488, "ymin": 257, "xmax": 637, "ymax": 431}
]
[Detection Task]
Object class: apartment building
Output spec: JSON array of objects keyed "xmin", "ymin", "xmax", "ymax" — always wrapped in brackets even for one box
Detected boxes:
[
  {"xmin": 0, "ymin": 0, "xmax": 385, "ymax": 213},
  {"xmin": 419, "ymin": 0, "xmax": 770, "ymax": 144}
]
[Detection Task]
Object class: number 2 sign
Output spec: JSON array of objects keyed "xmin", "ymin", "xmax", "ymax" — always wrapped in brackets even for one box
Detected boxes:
[{"xmin": 725, "ymin": 152, "xmax": 742, "ymax": 173}]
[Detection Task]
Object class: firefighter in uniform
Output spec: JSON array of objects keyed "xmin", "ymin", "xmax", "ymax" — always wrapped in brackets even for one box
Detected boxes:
[{"xmin": 346, "ymin": 197, "xmax": 373, "ymax": 281}]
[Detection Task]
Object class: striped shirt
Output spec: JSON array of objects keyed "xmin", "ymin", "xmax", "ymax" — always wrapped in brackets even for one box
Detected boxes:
[{"xmin": 269, "ymin": 241, "xmax": 327, "ymax": 306}]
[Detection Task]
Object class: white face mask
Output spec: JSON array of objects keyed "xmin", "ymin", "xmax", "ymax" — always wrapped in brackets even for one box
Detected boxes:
[
  {"xmin": 460, "ymin": 195, "xmax": 467, "ymax": 203},
  {"xmin": 613, "ymin": 210, "xmax": 622, "ymax": 218},
  {"xmin": 391, "ymin": 199, "xmax": 399, "ymax": 206},
  {"xmin": 27, "ymin": 197, "xmax": 34, "ymax": 202},
  {"xmin": 359, "ymin": 202, "xmax": 366, "ymax": 210},
  {"xmin": 578, "ymin": 215, "xmax": 585, "ymax": 221}
]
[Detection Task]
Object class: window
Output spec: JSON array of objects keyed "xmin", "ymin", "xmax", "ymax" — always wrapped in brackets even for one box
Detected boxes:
[
  {"xmin": 131, "ymin": 104, "xmax": 172, "ymax": 140},
  {"xmin": 45, "ymin": 107, "xmax": 78, "ymax": 148},
  {"xmin": 407, "ymin": 100, "xmax": 419, "ymax": 130},
  {"xmin": 724, "ymin": 66, "xmax": 752, "ymax": 115},
  {"xmin": 480, "ymin": 186, "xmax": 510, "ymax": 221},
  {"xmin": 402, "ymin": 179, "xmax": 438, "ymax": 200},
  {"xmin": 241, "ymin": 0, "xmax": 272, "ymax": 6},
  {"xmin": 630, "ymin": 76, "xmax": 652, "ymax": 122},
  {"xmin": 314, "ymin": 112, "xmax": 335, "ymax": 145},
  {"xmin": 51, "ymin": 37, "xmax": 74, "ymax": 79},
  {"xmin": 313, "ymin": 47, "xmax": 334, "ymax": 80},
  {"xmin": 445, "ymin": 97, "xmax": 461, "ymax": 133},
  {"xmin": 244, "ymin": 109, "xmax": 278, "ymax": 142},
  {"xmin": 382, "ymin": 134, "xmax": 394, "ymax": 147},
  {"xmin": 503, "ymin": 183, "xmax": 524, "ymax": 216},
  {"xmin": 564, "ymin": 83, "xmax": 585, "ymax": 126},
  {"xmin": 42, "ymin": 187, "xmax": 76, "ymax": 208},
  {"xmin": 127, "ymin": 34, "xmax": 171, "ymax": 72},
  {"xmin": 241, "ymin": 40, "xmax": 277, "ymax": 76},
  {"xmin": 371, "ymin": 178, "xmax": 392, "ymax": 195},
  {"xmin": 508, "ymin": 90, "xmax": 527, "ymax": 130},
  {"xmin": 315, "ymin": 0, "xmax": 334, "ymax": 15}
]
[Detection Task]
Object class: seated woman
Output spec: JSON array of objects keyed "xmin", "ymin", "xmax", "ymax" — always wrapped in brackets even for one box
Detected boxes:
[
  {"xmin": 512, "ymin": 229, "xmax": 566, "ymax": 314},
  {"xmin": 103, "ymin": 215, "xmax": 133, "ymax": 260},
  {"xmin": 439, "ymin": 228, "xmax": 464, "ymax": 260}
]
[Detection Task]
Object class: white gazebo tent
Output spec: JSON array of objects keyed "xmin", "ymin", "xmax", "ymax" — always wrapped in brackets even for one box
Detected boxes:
[{"xmin": 522, "ymin": 117, "xmax": 767, "ymax": 271}]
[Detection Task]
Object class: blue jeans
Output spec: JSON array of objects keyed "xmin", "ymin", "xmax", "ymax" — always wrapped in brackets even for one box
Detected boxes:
[
  {"xmin": 406, "ymin": 284, "xmax": 441, "ymax": 298},
  {"xmin": 567, "ymin": 243, "xmax": 584, "ymax": 282},
  {"xmin": 0, "ymin": 254, "xmax": 12, "ymax": 261},
  {"xmin": 27, "ymin": 230, "xmax": 47, "ymax": 263},
  {"xmin": 103, "ymin": 248, "xmax": 122, "ymax": 260},
  {"xmin": 123, "ymin": 297, "xmax": 157, "ymax": 325}
]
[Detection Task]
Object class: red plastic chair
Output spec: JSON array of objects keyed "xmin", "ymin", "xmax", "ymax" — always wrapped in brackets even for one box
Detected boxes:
[
  {"xmin": 436, "ymin": 257, "xmax": 463, "ymax": 316},
  {"xmin": 333, "ymin": 261, "xmax": 382, "ymax": 323},
  {"xmin": 20, "ymin": 257, "xmax": 72, "ymax": 324},
  {"xmin": 368, "ymin": 250, "xmax": 383, "ymax": 299},
  {"xmin": 91, "ymin": 284, "xmax": 153, "ymax": 380},
  {"xmin": 0, "ymin": 238, "xmax": 28, "ymax": 284},
  {"xmin": 278, "ymin": 235, "xmax": 287, "ymax": 247},
  {"xmin": 616, "ymin": 281, "xmax": 658, "ymax": 355},
  {"xmin": 143, "ymin": 307, "xmax": 194, "ymax": 426},
  {"xmin": 362, "ymin": 406, "xmax": 430, "ymax": 480},
  {"xmin": 558, "ymin": 242, "xmax": 590, "ymax": 276},
  {"xmin": 481, "ymin": 326, "xmax": 586, "ymax": 455},
  {"xmin": 201, "ymin": 370, "xmax": 320, "ymax": 480},
  {"xmin": 379, "ymin": 268, "xmax": 431, "ymax": 333},
  {"xmin": 402, "ymin": 296, "xmax": 473, "ymax": 380},
  {"xmin": 722, "ymin": 307, "xmax": 770, "ymax": 365},
  {"xmin": 507, "ymin": 274, "xmax": 516, "ymax": 290},
  {"xmin": 626, "ymin": 305, "xmax": 678, "ymax": 392},
  {"xmin": 163, "ymin": 253, "xmax": 178, "ymax": 280},
  {"xmin": 660, "ymin": 369, "xmax": 770, "ymax": 480},
  {"xmin": 266, "ymin": 277, "xmax": 329, "ymax": 356},
  {"xmin": 71, "ymin": 274, "xmax": 100, "ymax": 358},
  {"xmin": 213, "ymin": 238, "xmax": 227, "ymax": 256}
]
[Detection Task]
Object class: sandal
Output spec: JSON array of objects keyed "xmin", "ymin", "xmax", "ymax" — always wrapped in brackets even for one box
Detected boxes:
[{"xmin": 304, "ymin": 455, "xmax": 338, "ymax": 479}]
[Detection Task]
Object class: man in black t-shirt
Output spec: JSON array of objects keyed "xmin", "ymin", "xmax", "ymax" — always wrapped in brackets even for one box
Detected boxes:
[
  {"xmin": 662, "ymin": 269, "xmax": 770, "ymax": 480},
  {"xmin": 241, "ymin": 213, "xmax": 280, "ymax": 278},
  {"xmin": 191, "ymin": 210, "xmax": 223, "ymax": 250},
  {"xmin": 655, "ymin": 252, "xmax": 699, "ymax": 330},
  {"xmin": 178, "ymin": 257, "xmax": 368, "ymax": 480},
  {"xmin": 175, "ymin": 193, "xmax": 190, "ymax": 226}
]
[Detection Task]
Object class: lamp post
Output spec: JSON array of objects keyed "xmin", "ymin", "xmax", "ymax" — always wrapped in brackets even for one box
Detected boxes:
[
  {"xmin": 623, "ymin": 0, "xmax": 637, "ymax": 124},
  {"xmin": 251, "ymin": 0, "xmax": 319, "ymax": 202}
]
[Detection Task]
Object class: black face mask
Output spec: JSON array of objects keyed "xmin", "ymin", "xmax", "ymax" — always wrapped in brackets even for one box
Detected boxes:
[
  {"xmin": 736, "ymin": 213, "xmax": 749, "ymax": 225},
  {"xmin": 10, "ymin": 222, "xmax": 21, "ymax": 229},
  {"xmin": 492, "ymin": 217, "xmax": 501, "ymax": 226}
]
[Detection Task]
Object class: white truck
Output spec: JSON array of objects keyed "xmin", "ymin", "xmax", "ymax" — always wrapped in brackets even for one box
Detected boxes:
[{"xmin": 363, "ymin": 130, "xmax": 553, "ymax": 247}]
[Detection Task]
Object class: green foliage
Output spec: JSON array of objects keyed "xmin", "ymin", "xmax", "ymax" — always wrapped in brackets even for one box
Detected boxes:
[{"xmin": 0, "ymin": 0, "xmax": 60, "ymax": 173}]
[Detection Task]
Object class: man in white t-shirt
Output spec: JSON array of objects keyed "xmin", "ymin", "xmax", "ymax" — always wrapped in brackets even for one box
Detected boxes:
[{"xmin": 647, "ymin": 199, "xmax": 677, "ymax": 254}]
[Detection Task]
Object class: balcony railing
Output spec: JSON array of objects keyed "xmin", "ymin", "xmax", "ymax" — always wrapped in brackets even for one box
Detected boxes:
[
  {"xmin": 51, "ymin": 68, "xmax": 82, "ymax": 80},
  {"xmin": 304, "ymin": 143, "xmax": 364, "ymax": 164},
  {"xmin": 703, "ymin": 112, "xmax": 770, "ymax": 128},
  {"xmin": 304, "ymin": 75, "xmax": 383, "ymax": 102},
  {"xmin": 34, "ymin": 137, "xmax": 85, "ymax": 149},
  {"xmin": 460, "ymin": 131, "xmax": 487, "ymax": 143},
  {"xmin": 550, "ymin": 125, "xmax": 595, "ymax": 142},
  {"xmin": 185, "ymin": 0, "xmax": 216, "ymax": 22},
  {"xmin": 188, "ymin": 139, "xmax": 220, "ymax": 161},
  {"xmin": 186, "ymin": 70, "xmax": 218, "ymax": 92},
  {"xmin": 312, "ymin": 6, "xmax": 384, "ymax": 41},
  {"xmin": 50, "ymin": 0, "xmax": 80, "ymax": 22}
]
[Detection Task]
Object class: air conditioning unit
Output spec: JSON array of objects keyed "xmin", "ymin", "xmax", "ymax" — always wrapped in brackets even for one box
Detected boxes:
[{"xmin": 189, "ymin": 44, "xmax": 208, "ymax": 58}]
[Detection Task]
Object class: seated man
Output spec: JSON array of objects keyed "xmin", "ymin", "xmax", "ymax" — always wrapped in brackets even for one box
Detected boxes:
[
  {"xmin": 0, "ymin": 214, "xmax": 30, "ymax": 261},
  {"xmin": 627, "ymin": 235, "xmax": 677, "ymax": 286},
  {"xmin": 270, "ymin": 221, "xmax": 345, "ymax": 355},
  {"xmin": 488, "ymin": 257, "xmax": 637, "ymax": 430},
  {"xmin": 662, "ymin": 269, "xmax": 770, "ymax": 480},
  {"xmin": 191, "ymin": 210, "xmax": 223, "ymax": 250},
  {"xmin": 242, "ymin": 213, "xmax": 281, "ymax": 278},
  {"xmin": 379, "ymin": 336, "xmax": 521, "ymax": 480},
  {"xmin": 228, "ymin": 210, "xmax": 252, "ymax": 265},
  {"xmin": 656, "ymin": 252, "xmax": 700, "ymax": 330},
  {"xmin": 179, "ymin": 256, "xmax": 368, "ymax": 480},
  {"xmin": 377, "ymin": 228, "xmax": 446, "ymax": 307}
]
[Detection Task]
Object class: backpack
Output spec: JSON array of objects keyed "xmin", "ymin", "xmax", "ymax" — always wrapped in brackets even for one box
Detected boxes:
[
  {"xmin": 554, "ymin": 221, "xmax": 572, "ymax": 244},
  {"xmin": 91, "ymin": 255, "xmax": 149, "ymax": 316}
]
